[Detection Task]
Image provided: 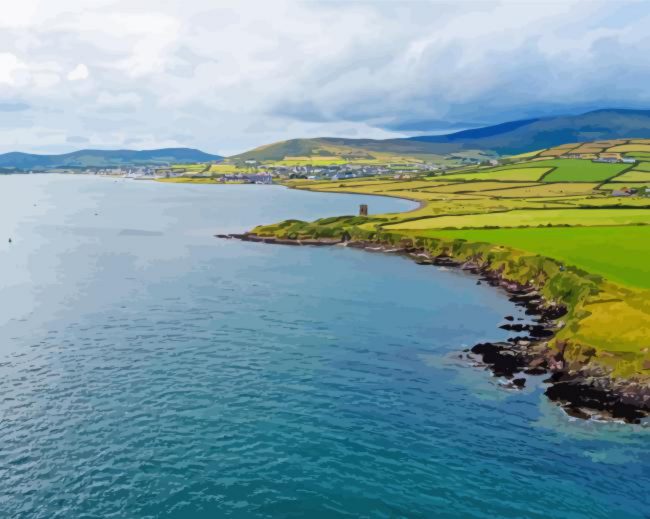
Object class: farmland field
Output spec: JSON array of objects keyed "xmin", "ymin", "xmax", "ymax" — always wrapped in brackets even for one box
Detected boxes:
[
  {"xmin": 608, "ymin": 144, "xmax": 650, "ymax": 153},
  {"xmin": 386, "ymin": 208, "xmax": 650, "ymax": 230},
  {"xmin": 632, "ymin": 161, "xmax": 650, "ymax": 171},
  {"xmin": 438, "ymin": 167, "xmax": 549, "ymax": 181},
  {"xmin": 535, "ymin": 159, "xmax": 630, "ymax": 182},
  {"xmin": 417, "ymin": 226, "xmax": 650, "ymax": 289},
  {"xmin": 473, "ymin": 182, "xmax": 598, "ymax": 198},
  {"xmin": 600, "ymin": 181, "xmax": 650, "ymax": 190},
  {"xmin": 609, "ymin": 170, "xmax": 650, "ymax": 182},
  {"xmin": 208, "ymin": 163, "xmax": 245, "ymax": 174},
  {"xmin": 625, "ymin": 151, "xmax": 650, "ymax": 160},
  {"xmin": 420, "ymin": 181, "xmax": 540, "ymax": 193}
]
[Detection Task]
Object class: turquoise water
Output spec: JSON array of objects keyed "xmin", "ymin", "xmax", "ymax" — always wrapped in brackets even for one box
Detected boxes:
[{"xmin": 0, "ymin": 175, "xmax": 649, "ymax": 518}]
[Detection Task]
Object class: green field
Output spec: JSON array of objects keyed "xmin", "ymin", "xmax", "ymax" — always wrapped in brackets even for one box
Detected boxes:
[
  {"xmin": 420, "ymin": 181, "xmax": 540, "ymax": 193},
  {"xmin": 418, "ymin": 226, "xmax": 650, "ymax": 289},
  {"xmin": 536, "ymin": 159, "xmax": 630, "ymax": 182},
  {"xmin": 633, "ymin": 162, "xmax": 650, "ymax": 171},
  {"xmin": 609, "ymin": 144, "xmax": 650, "ymax": 153},
  {"xmin": 386, "ymin": 208, "xmax": 650, "ymax": 230},
  {"xmin": 610, "ymin": 170, "xmax": 650, "ymax": 182},
  {"xmin": 627, "ymin": 152, "xmax": 650, "ymax": 161},
  {"xmin": 439, "ymin": 167, "xmax": 549, "ymax": 181},
  {"xmin": 469, "ymin": 183, "xmax": 598, "ymax": 198},
  {"xmin": 600, "ymin": 181, "xmax": 650, "ymax": 190}
]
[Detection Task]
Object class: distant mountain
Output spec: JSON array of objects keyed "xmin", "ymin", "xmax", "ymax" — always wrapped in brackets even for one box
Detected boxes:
[
  {"xmin": 0, "ymin": 148, "xmax": 222, "ymax": 169},
  {"xmin": 408, "ymin": 108, "xmax": 650, "ymax": 154},
  {"xmin": 234, "ymin": 108, "xmax": 650, "ymax": 160}
]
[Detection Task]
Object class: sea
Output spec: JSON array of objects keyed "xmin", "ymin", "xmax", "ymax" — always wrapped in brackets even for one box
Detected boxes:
[{"xmin": 0, "ymin": 174, "xmax": 648, "ymax": 518}]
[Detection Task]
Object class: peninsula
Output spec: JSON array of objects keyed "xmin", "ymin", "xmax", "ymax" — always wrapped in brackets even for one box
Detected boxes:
[{"xmin": 226, "ymin": 137, "xmax": 650, "ymax": 423}]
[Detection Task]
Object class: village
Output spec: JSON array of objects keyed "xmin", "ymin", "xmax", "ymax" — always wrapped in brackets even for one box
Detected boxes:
[{"xmin": 63, "ymin": 151, "xmax": 650, "ymax": 201}]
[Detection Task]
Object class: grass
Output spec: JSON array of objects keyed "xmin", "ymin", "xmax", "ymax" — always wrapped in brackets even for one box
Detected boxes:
[
  {"xmin": 421, "ymin": 181, "xmax": 541, "ymax": 193},
  {"xmin": 535, "ymin": 159, "xmax": 630, "ymax": 182},
  {"xmin": 386, "ymin": 208, "xmax": 650, "ymax": 231},
  {"xmin": 509, "ymin": 149, "xmax": 544, "ymax": 159},
  {"xmin": 599, "ymin": 181, "xmax": 650, "ymax": 190},
  {"xmin": 539, "ymin": 143, "xmax": 581, "ymax": 156},
  {"xmin": 171, "ymin": 164, "xmax": 207, "ymax": 172},
  {"xmin": 439, "ymin": 167, "xmax": 550, "ymax": 181},
  {"xmin": 608, "ymin": 144, "xmax": 650, "ymax": 153},
  {"xmin": 609, "ymin": 170, "xmax": 650, "ymax": 182},
  {"xmin": 625, "ymin": 152, "xmax": 650, "ymax": 161},
  {"xmin": 474, "ymin": 183, "xmax": 599, "ymax": 198},
  {"xmin": 572, "ymin": 144, "xmax": 605, "ymax": 153},
  {"xmin": 560, "ymin": 197, "xmax": 650, "ymax": 208},
  {"xmin": 417, "ymin": 226, "xmax": 650, "ymax": 289},
  {"xmin": 208, "ymin": 163, "xmax": 245, "ymax": 174},
  {"xmin": 632, "ymin": 162, "xmax": 650, "ymax": 171},
  {"xmin": 269, "ymin": 156, "xmax": 349, "ymax": 166}
]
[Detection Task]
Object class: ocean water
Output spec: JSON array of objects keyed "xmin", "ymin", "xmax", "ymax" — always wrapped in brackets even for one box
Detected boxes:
[{"xmin": 0, "ymin": 174, "xmax": 649, "ymax": 519}]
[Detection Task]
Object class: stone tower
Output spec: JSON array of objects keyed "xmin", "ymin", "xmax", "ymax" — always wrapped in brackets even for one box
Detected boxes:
[{"xmin": 359, "ymin": 204, "xmax": 368, "ymax": 216}]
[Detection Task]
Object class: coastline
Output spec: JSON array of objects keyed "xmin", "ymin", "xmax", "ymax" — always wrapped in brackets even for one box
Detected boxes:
[
  {"xmin": 219, "ymin": 231, "xmax": 650, "ymax": 424},
  {"xmin": 284, "ymin": 183, "xmax": 427, "ymax": 214}
]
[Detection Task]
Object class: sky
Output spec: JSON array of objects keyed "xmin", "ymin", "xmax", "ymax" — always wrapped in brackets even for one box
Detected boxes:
[{"xmin": 1, "ymin": 0, "xmax": 650, "ymax": 156}]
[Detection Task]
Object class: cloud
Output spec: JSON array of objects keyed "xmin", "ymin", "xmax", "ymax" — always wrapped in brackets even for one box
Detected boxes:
[
  {"xmin": 96, "ymin": 91, "xmax": 142, "ymax": 112},
  {"xmin": 66, "ymin": 63, "xmax": 88, "ymax": 81},
  {"xmin": 66, "ymin": 135, "xmax": 89, "ymax": 144},
  {"xmin": 0, "ymin": 53, "xmax": 27, "ymax": 84},
  {"xmin": 0, "ymin": 101, "xmax": 29, "ymax": 112},
  {"xmin": 0, "ymin": 0, "xmax": 649, "ymax": 154}
]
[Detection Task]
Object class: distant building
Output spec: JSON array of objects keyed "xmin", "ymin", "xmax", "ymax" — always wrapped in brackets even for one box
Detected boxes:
[
  {"xmin": 593, "ymin": 157, "xmax": 619, "ymax": 164},
  {"xmin": 611, "ymin": 187, "xmax": 636, "ymax": 197}
]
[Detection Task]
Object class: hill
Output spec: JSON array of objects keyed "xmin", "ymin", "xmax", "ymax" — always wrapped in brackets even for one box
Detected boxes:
[
  {"xmin": 233, "ymin": 109, "xmax": 650, "ymax": 162},
  {"xmin": 409, "ymin": 108, "xmax": 650, "ymax": 154},
  {"xmin": 0, "ymin": 148, "xmax": 222, "ymax": 170}
]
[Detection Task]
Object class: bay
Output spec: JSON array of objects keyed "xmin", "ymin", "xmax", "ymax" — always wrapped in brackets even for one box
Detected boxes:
[{"xmin": 0, "ymin": 175, "xmax": 648, "ymax": 519}]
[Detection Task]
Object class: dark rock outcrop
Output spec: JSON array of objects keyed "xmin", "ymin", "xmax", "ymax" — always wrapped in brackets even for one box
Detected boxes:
[{"xmin": 545, "ymin": 373, "xmax": 649, "ymax": 424}]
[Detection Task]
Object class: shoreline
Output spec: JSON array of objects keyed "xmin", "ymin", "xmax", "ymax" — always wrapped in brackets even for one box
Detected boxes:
[
  {"xmin": 219, "ymin": 231, "xmax": 650, "ymax": 424},
  {"xmin": 284, "ymin": 183, "xmax": 426, "ymax": 214}
]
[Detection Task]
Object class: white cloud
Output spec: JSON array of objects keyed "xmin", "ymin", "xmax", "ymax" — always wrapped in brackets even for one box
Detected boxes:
[
  {"xmin": 66, "ymin": 63, "xmax": 89, "ymax": 81},
  {"xmin": 0, "ymin": 0, "xmax": 649, "ymax": 154},
  {"xmin": 0, "ymin": 2, "xmax": 38, "ymax": 28},
  {"xmin": 0, "ymin": 53, "xmax": 27, "ymax": 84}
]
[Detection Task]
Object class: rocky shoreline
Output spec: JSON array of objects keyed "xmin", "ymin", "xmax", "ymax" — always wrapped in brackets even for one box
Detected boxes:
[{"xmin": 218, "ymin": 232, "xmax": 650, "ymax": 424}]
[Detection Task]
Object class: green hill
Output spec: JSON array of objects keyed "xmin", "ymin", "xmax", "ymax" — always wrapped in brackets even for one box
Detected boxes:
[
  {"xmin": 0, "ymin": 148, "xmax": 222, "ymax": 170},
  {"xmin": 233, "ymin": 109, "xmax": 650, "ymax": 162}
]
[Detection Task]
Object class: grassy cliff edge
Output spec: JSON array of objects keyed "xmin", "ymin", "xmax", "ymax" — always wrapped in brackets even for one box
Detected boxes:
[{"xmin": 245, "ymin": 214, "xmax": 650, "ymax": 422}]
